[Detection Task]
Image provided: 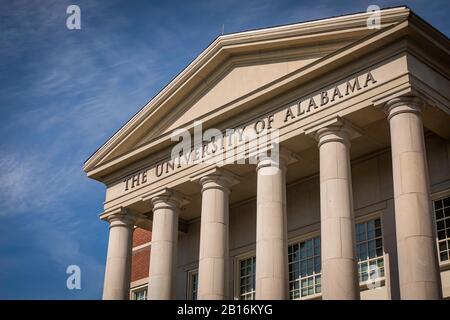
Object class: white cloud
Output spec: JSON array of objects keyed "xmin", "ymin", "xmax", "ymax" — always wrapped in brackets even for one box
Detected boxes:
[{"xmin": 0, "ymin": 151, "xmax": 80, "ymax": 215}]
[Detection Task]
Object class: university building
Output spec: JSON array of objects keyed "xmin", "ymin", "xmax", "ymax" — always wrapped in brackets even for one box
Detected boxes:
[{"xmin": 83, "ymin": 7, "xmax": 450, "ymax": 300}]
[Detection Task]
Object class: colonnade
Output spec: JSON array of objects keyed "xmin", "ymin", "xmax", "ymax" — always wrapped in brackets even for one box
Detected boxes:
[{"xmin": 101, "ymin": 96, "xmax": 442, "ymax": 300}]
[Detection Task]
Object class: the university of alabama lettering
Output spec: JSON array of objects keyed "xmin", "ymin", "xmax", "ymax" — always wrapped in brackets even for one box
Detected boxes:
[{"xmin": 122, "ymin": 71, "xmax": 377, "ymax": 192}]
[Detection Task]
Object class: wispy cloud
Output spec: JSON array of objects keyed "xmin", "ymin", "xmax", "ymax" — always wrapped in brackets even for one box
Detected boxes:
[
  {"xmin": 0, "ymin": 149, "xmax": 85, "ymax": 214},
  {"xmin": 0, "ymin": 0, "xmax": 168, "ymax": 299}
]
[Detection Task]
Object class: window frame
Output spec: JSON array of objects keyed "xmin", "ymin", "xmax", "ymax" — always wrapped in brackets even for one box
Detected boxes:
[
  {"xmin": 287, "ymin": 230, "xmax": 322, "ymax": 300},
  {"xmin": 354, "ymin": 212, "xmax": 386, "ymax": 291},
  {"xmin": 186, "ymin": 269, "xmax": 199, "ymax": 300},
  {"xmin": 130, "ymin": 284, "xmax": 148, "ymax": 300},
  {"xmin": 431, "ymin": 189, "xmax": 450, "ymax": 271},
  {"xmin": 233, "ymin": 251, "xmax": 256, "ymax": 300}
]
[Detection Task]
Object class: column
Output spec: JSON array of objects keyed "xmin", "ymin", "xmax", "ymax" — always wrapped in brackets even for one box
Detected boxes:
[
  {"xmin": 255, "ymin": 153, "xmax": 289, "ymax": 300},
  {"xmin": 102, "ymin": 210, "xmax": 135, "ymax": 300},
  {"xmin": 385, "ymin": 96, "xmax": 442, "ymax": 299},
  {"xmin": 147, "ymin": 190, "xmax": 184, "ymax": 300},
  {"xmin": 317, "ymin": 124, "xmax": 359, "ymax": 300},
  {"xmin": 197, "ymin": 172, "xmax": 235, "ymax": 300}
]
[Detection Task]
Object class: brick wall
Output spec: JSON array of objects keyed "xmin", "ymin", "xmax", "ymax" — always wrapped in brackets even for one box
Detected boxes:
[
  {"xmin": 131, "ymin": 227, "xmax": 151, "ymax": 283},
  {"xmin": 131, "ymin": 246, "xmax": 150, "ymax": 282},
  {"xmin": 133, "ymin": 227, "xmax": 152, "ymax": 247}
]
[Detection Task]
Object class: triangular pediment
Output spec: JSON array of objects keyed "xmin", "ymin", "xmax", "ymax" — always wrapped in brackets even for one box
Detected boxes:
[
  {"xmin": 84, "ymin": 7, "xmax": 415, "ymax": 180},
  {"xmin": 136, "ymin": 47, "xmax": 332, "ymax": 147}
]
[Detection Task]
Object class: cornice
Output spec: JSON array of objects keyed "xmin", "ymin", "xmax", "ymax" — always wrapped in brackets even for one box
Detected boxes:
[
  {"xmin": 83, "ymin": 7, "xmax": 412, "ymax": 176},
  {"xmin": 84, "ymin": 7, "xmax": 449, "ymax": 182}
]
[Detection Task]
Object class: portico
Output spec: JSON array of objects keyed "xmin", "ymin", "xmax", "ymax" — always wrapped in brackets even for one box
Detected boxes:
[{"xmin": 84, "ymin": 7, "xmax": 450, "ymax": 300}]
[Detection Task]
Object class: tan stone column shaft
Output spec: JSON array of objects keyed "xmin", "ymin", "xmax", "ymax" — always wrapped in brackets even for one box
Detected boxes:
[
  {"xmin": 102, "ymin": 213, "xmax": 135, "ymax": 300},
  {"xmin": 386, "ymin": 97, "xmax": 442, "ymax": 299},
  {"xmin": 197, "ymin": 173, "xmax": 234, "ymax": 300},
  {"xmin": 318, "ymin": 126, "xmax": 359, "ymax": 300},
  {"xmin": 255, "ymin": 155, "xmax": 289, "ymax": 300},
  {"xmin": 147, "ymin": 191, "xmax": 183, "ymax": 300}
]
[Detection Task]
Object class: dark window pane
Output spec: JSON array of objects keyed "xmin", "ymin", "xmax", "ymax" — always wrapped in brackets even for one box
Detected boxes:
[
  {"xmin": 376, "ymin": 238, "xmax": 383, "ymax": 248},
  {"xmin": 376, "ymin": 247, "xmax": 383, "ymax": 256},
  {"xmin": 358, "ymin": 245, "xmax": 367, "ymax": 260},
  {"xmin": 436, "ymin": 209, "xmax": 444, "ymax": 220},
  {"xmin": 300, "ymin": 262, "xmax": 307, "ymax": 277},
  {"xmin": 445, "ymin": 208, "xmax": 450, "ymax": 218},
  {"xmin": 300, "ymin": 247, "xmax": 306, "ymax": 259},
  {"xmin": 437, "ymin": 220, "xmax": 445, "ymax": 230},
  {"xmin": 314, "ymin": 237, "xmax": 320, "ymax": 248},
  {"xmin": 356, "ymin": 223, "xmax": 364, "ymax": 235},
  {"xmin": 434, "ymin": 199, "xmax": 443, "ymax": 210},
  {"xmin": 440, "ymin": 252, "xmax": 449, "ymax": 262},
  {"xmin": 438, "ymin": 230, "xmax": 446, "ymax": 240},
  {"xmin": 443, "ymin": 197, "xmax": 450, "ymax": 207},
  {"xmin": 356, "ymin": 232, "xmax": 362, "ymax": 242},
  {"xmin": 314, "ymin": 257, "xmax": 321, "ymax": 273},
  {"xmin": 367, "ymin": 220, "xmax": 375, "ymax": 232},
  {"xmin": 375, "ymin": 219, "xmax": 381, "ymax": 228},
  {"xmin": 289, "ymin": 282, "xmax": 294, "ymax": 291},
  {"xmin": 375, "ymin": 228, "xmax": 382, "ymax": 237},
  {"xmin": 307, "ymin": 260, "xmax": 313, "ymax": 275}
]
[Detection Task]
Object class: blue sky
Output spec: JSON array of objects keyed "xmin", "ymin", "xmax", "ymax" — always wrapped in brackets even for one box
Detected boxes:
[{"xmin": 0, "ymin": 0, "xmax": 448, "ymax": 299}]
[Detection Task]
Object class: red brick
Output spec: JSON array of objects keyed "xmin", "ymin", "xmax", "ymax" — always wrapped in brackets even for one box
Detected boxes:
[
  {"xmin": 131, "ymin": 247, "xmax": 150, "ymax": 282},
  {"xmin": 133, "ymin": 227, "xmax": 152, "ymax": 247}
]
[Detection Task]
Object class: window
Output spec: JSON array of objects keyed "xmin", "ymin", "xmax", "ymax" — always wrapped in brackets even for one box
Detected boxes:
[
  {"xmin": 288, "ymin": 236, "xmax": 321, "ymax": 299},
  {"xmin": 433, "ymin": 195, "xmax": 450, "ymax": 262},
  {"xmin": 132, "ymin": 287, "xmax": 147, "ymax": 300},
  {"xmin": 187, "ymin": 270, "xmax": 198, "ymax": 300},
  {"xmin": 356, "ymin": 218, "xmax": 384, "ymax": 283},
  {"xmin": 238, "ymin": 256, "xmax": 256, "ymax": 300}
]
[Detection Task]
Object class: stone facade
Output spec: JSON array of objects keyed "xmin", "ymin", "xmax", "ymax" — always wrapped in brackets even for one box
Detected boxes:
[{"xmin": 84, "ymin": 7, "xmax": 450, "ymax": 300}]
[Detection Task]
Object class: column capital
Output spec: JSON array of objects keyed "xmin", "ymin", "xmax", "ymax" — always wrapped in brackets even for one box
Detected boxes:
[
  {"xmin": 191, "ymin": 168, "xmax": 239, "ymax": 194},
  {"xmin": 256, "ymin": 146, "xmax": 298, "ymax": 172},
  {"xmin": 305, "ymin": 116, "xmax": 362, "ymax": 149},
  {"xmin": 384, "ymin": 96, "xmax": 424, "ymax": 121},
  {"xmin": 100, "ymin": 207, "xmax": 143, "ymax": 227},
  {"xmin": 142, "ymin": 188, "xmax": 189, "ymax": 211}
]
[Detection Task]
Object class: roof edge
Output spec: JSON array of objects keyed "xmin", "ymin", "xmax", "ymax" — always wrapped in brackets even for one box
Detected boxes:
[{"xmin": 83, "ymin": 6, "xmax": 412, "ymax": 175}]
